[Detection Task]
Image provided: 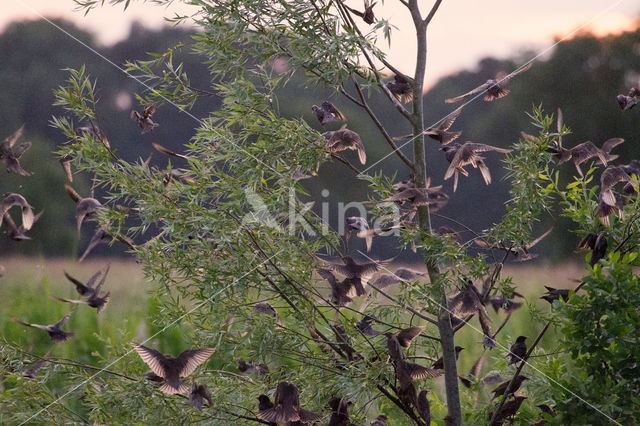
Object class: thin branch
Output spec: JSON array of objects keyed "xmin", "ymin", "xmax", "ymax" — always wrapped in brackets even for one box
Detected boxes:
[{"xmin": 424, "ymin": 0, "xmax": 444, "ymax": 25}]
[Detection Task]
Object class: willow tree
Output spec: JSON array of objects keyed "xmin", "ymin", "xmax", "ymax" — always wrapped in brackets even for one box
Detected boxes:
[{"xmin": 3, "ymin": 0, "xmax": 640, "ymax": 425}]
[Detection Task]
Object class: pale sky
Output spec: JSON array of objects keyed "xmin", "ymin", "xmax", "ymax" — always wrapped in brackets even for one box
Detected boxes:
[{"xmin": 2, "ymin": 0, "xmax": 638, "ymax": 85}]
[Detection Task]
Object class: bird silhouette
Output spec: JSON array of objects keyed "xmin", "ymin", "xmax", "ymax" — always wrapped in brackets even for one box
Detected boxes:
[
  {"xmin": 2, "ymin": 209, "xmax": 43, "ymax": 241},
  {"xmin": 491, "ymin": 375, "xmax": 528, "ymax": 399},
  {"xmin": 327, "ymin": 396, "xmax": 352, "ymax": 426},
  {"xmin": 346, "ymin": 216, "xmax": 372, "ymax": 251},
  {"xmin": 507, "ymin": 336, "xmax": 527, "ymax": 365},
  {"xmin": 323, "ymin": 128, "xmax": 367, "ymax": 165},
  {"xmin": 445, "ymin": 63, "xmax": 532, "ymax": 103},
  {"xmin": 0, "ymin": 125, "xmax": 32, "ymax": 176},
  {"xmin": 488, "ymin": 396, "xmax": 527, "ymax": 424},
  {"xmin": 423, "ymin": 106, "xmax": 463, "ymax": 145},
  {"xmin": 386, "ymin": 74, "xmax": 413, "ymax": 104},
  {"xmin": 131, "ymin": 105, "xmax": 159, "ymax": 133},
  {"xmin": 257, "ymin": 382, "xmax": 322, "ymax": 425},
  {"xmin": 540, "ymin": 286, "xmax": 570, "ymax": 304},
  {"xmin": 317, "ymin": 255, "xmax": 389, "ymax": 296},
  {"xmin": 370, "ymin": 415, "xmax": 388, "ymax": 426},
  {"xmin": 0, "ymin": 193, "xmax": 35, "ymax": 232},
  {"xmin": 12, "ymin": 312, "xmax": 74, "ymax": 342},
  {"xmin": 577, "ymin": 231, "xmax": 608, "ymax": 266},
  {"xmin": 131, "ymin": 343, "xmax": 215, "ymax": 394},
  {"xmin": 54, "ymin": 265, "xmax": 111, "ymax": 313},
  {"xmin": 312, "ymin": 101, "xmax": 346, "ymax": 125},
  {"xmin": 189, "ymin": 383, "xmax": 213, "ymax": 411},
  {"xmin": 317, "ymin": 268, "xmax": 355, "ymax": 306},
  {"xmin": 616, "ymin": 87, "xmax": 640, "ymax": 110},
  {"xmin": 355, "ymin": 315, "xmax": 381, "ymax": 336},
  {"xmin": 600, "ymin": 165, "xmax": 637, "ymax": 207},
  {"xmin": 441, "ymin": 142, "xmax": 512, "ymax": 192},
  {"xmin": 238, "ymin": 359, "xmax": 269, "ymax": 375},
  {"xmin": 345, "ymin": 0, "xmax": 377, "ymax": 24}
]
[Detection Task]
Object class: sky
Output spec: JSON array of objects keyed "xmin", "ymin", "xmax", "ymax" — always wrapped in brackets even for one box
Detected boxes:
[{"xmin": 2, "ymin": 0, "xmax": 639, "ymax": 86}]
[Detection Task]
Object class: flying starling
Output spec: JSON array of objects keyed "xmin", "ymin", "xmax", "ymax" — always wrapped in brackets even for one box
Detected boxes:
[
  {"xmin": 487, "ymin": 293, "xmax": 523, "ymax": 314},
  {"xmin": 345, "ymin": 0, "xmax": 377, "ymax": 24},
  {"xmin": 474, "ymin": 228, "xmax": 552, "ymax": 262},
  {"xmin": 0, "ymin": 193, "xmax": 35, "ymax": 231},
  {"xmin": 323, "ymin": 128, "xmax": 367, "ymax": 165},
  {"xmin": 317, "ymin": 255, "xmax": 389, "ymax": 296},
  {"xmin": 12, "ymin": 312, "xmax": 74, "ymax": 342},
  {"xmin": 597, "ymin": 193, "xmax": 624, "ymax": 227},
  {"xmin": 79, "ymin": 227, "xmax": 113, "ymax": 262},
  {"xmin": 600, "ymin": 165, "xmax": 637, "ymax": 207},
  {"xmin": 491, "ymin": 375, "xmax": 528, "ymax": 399},
  {"xmin": 616, "ymin": 87, "xmax": 640, "ymax": 110},
  {"xmin": 441, "ymin": 142, "xmax": 512, "ymax": 192},
  {"xmin": 327, "ymin": 397, "xmax": 352, "ymax": 426},
  {"xmin": 312, "ymin": 101, "xmax": 346, "ymax": 125},
  {"xmin": 488, "ymin": 396, "xmax": 527, "ymax": 424},
  {"xmin": 558, "ymin": 139, "xmax": 623, "ymax": 175},
  {"xmin": 64, "ymin": 265, "xmax": 109, "ymax": 297},
  {"xmin": 423, "ymin": 106, "xmax": 463, "ymax": 145},
  {"xmin": 238, "ymin": 359, "xmax": 269, "ymax": 375},
  {"xmin": 131, "ymin": 343, "xmax": 215, "ymax": 394},
  {"xmin": 448, "ymin": 281, "xmax": 483, "ymax": 315},
  {"xmin": 346, "ymin": 216, "xmax": 372, "ymax": 251},
  {"xmin": 384, "ymin": 186, "xmax": 449, "ymax": 210},
  {"xmin": 189, "ymin": 383, "xmax": 213, "ymax": 411},
  {"xmin": 386, "ymin": 74, "xmax": 413, "ymax": 104},
  {"xmin": 355, "ymin": 315, "xmax": 381, "ymax": 336},
  {"xmin": 540, "ymin": 286, "xmax": 570, "ymax": 304},
  {"xmin": 507, "ymin": 336, "xmax": 527, "ymax": 365},
  {"xmin": 370, "ymin": 268, "xmax": 423, "ymax": 289},
  {"xmin": 445, "ymin": 63, "xmax": 532, "ymax": 103},
  {"xmin": 131, "ymin": 105, "xmax": 159, "ymax": 134},
  {"xmin": 54, "ymin": 266, "xmax": 111, "ymax": 313},
  {"xmin": 0, "ymin": 125, "xmax": 32, "ymax": 176},
  {"xmin": 2, "ymin": 209, "xmax": 43, "ymax": 241},
  {"xmin": 395, "ymin": 325, "xmax": 425, "ymax": 348},
  {"xmin": 152, "ymin": 142, "xmax": 190, "ymax": 160},
  {"xmin": 577, "ymin": 231, "xmax": 607, "ymax": 266},
  {"xmin": 257, "ymin": 382, "xmax": 322, "ymax": 425},
  {"xmin": 317, "ymin": 268, "xmax": 355, "ymax": 306}
]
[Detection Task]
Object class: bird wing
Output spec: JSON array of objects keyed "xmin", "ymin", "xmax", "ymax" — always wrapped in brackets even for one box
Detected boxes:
[
  {"xmin": 437, "ymin": 106, "xmax": 463, "ymax": 131},
  {"xmin": 64, "ymin": 184, "xmax": 82, "ymax": 203},
  {"xmin": 499, "ymin": 62, "xmax": 532, "ymax": 86},
  {"xmin": 601, "ymin": 138, "xmax": 624, "ymax": 154},
  {"xmin": 3, "ymin": 125, "xmax": 24, "ymax": 149},
  {"xmin": 571, "ymin": 142, "xmax": 604, "ymax": 163},
  {"xmin": 464, "ymin": 142, "xmax": 512, "ymax": 155},
  {"xmin": 322, "ymin": 101, "xmax": 346, "ymax": 121},
  {"xmin": 52, "ymin": 296, "xmax": 88, "ymax": 305},
  {"xmin": 444, "ymin": 82, "xmax": 491, "ymax": 104},
  {"xmin": 152, "ymin": 143, "xmax": 189, "ymax": 160},
  {"xmin": 371, "ymin": 274, "xmax": 400, "ymax": 289},
  {"xmin": 2, "ymin": 212, "xmax": 19, "ymax": 233},
  {"xmin": 132, "ymin": 343, "xmax": 168, "ymax": 378},
  {"xmin": 12, "ymin": 141, "xmax": 32, "ymax": 159},
  {"xmin": 525, "ymin": 227, "xmax": 553, "ymax": 250},
  {"xmin": 54, "ymin": 312, "xmax": 73, "ymax": 328},
  {"xmin": 176, "ymin": 348, "xmax": 216, "ymax": 377},
  {"xmin": 94, "ymin": 264, "xmax": 111, "ymax": 294},
  {"xmin": 601, "ymin": 166, "xmax": 632, "ymax": 189},
  {"xmin": 403, "ymin": 362, "xmax": 443, "ymax": 379},
  {"xmin": 64, "ymin": 271, "xmax": 94, "ymax": 295},
  {"xmin": 396, "ymin": 326, "xmax": 425, "ymax": 347},
  {"xmin": 79, "ymin": 228, "xmax": 111, "ymax": 262}
]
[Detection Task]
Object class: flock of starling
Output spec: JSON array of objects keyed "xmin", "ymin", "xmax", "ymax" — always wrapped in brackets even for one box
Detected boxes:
[{"xmin": 1, "ymin": 19, "xmax": 639, "ymax": 421}]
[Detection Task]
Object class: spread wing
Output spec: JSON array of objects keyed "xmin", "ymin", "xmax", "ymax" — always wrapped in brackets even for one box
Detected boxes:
[
  {"xmin": 601, "ymin": 138, "xmax": 624, "ymax": 154},
  {"xmin": 525, "ymin": 228, "xmax": 553, "ymax": 250},
  {"xmin": 13, "ymin": 141, "xmax": 32, "ymax": 159},
  {"xmin": 396, "ymin": 326, "xmax": 425, "ymax": 347},
  {"xmin": 176, "ymin": 348, "xmax": 216, "ymax": 377},
  {"xmin": 437, "ymin": 106, "xmax": 463, "ymax": 131},
  {"xmin": 132, "ymin": 343, "xmax": 168, "ymax": 378},
  {"xmin": 403, "ymin": 362, "xmax": 442, "ymax": 379},
  {"xmin": 3, "ymin": 125, "xmax": 24, "ymax": 149},
  {"xmin": 53, "ymin": 312, "xmax": 73, "ymax": 328},
  {"xmin": 52, "ymin": 296, "xmax": 89, "ymax": 305},
  {"xmin": 445, "ymin": 83, "xmax": 491, "ymax": 104}
]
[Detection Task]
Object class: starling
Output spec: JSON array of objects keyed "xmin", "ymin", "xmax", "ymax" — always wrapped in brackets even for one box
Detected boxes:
[
  {"xmin": 488, "ymin": 396, "xmax": 527, "ymax": 424},
  {"xmin": 491, "ymin": 376, "xmax": 528, "ymax": 399},
  {"xmin": 317, "ymin": 268, "xmax": 355, "ymax": 306},
  {"xmin": 79, "ymin": 227, "xmax": 113, "ymax": 262},
  {"xmin": 597, "ymin": 193, "xmax": 624, "ymax": 227},
  {"xmin": 327, "ymin": 397, "xmax": 351, "ymax": 426},
  {"xmin": 64, "ymin": 266, "xmax": 109, "ymax": 297},
  {"xmin": 445, "ymin": 63, "xmax": 532, "ymax": 103},
  {"xmin": 616, "ymin": 87, "xmax": 640, "ymax": 110},
  {"xmin": 487, "ymin": 294, "xmax": 523, "ymax": 314},
  {"xmin": 0, "ymin": 193, "xmax": 35, "ymax": 231},
  {"xmin": 12, "ymin": 312, "xmax": 74, "ymax": 342},
  {"xmin": 131, "ymin": 105, "xmax": 159, "ymax": 133},
  {"xmin": 152, "ymin": 142, "xmax": 189, "ymax": 160},
  {"xmin": 312, "ymin": 101, "xmax": 346, "ymax": 125},
  {"xmin": 577, "ymin": 231, "xmax": 607, "ymax": 266},
  {"xmin": 395, "ymin": 325, "xmax": 425, "ymax": 348},
  {"xmin": 386, "ymin": 74, "xmax": 413, "ymax": 104},
  {"xmin": 346, "ymin": 216, "xmax": 372, "ymax": 251},
  {"xmin": 370, "ymin": 415, "xmax": 388, "ymax": 426},
  {"xmin": 557, "ymin": 139, "xmax": 623, "ymax": 175},
  {"xmin": 257, "ymin": 382, "xmax": 322, "ymax": 425},
  {"xmin": 441, "ymin": 142, "xmax": 512, "ymax": 192},
  {"xmin": 131, "ymin": 343, "xmax": 215, "ymax": 394},
  {"xmin": 539, "ymin": 286, "xmax": 570, "ymax": 304},
  {"xmin": 238, "ymin": 359, "xmax": 269, "ymax": 375},
  {"xmin": 600, "ymin": 165, "xmax": 637, "ymax": 207},
  {"xmin": 355, "ymin": 315, "xmax": 381, "ymax": 336},
  {"xmin": 474, "ymin": 228, "xmax": 552, "ymax": 262},
  {"xmin": 507, "ymin": 336, "xmax": 527, "ymax": 365},
  {"xmin": 448, "ymin": 281, "xmax": 483, "ymax": 315},
  {"xmin": 432, "ymin": 346, "xmax": 464, "ymax": 370},
  {"xmin": 345, "ymin": 0, "xmax": 377, "ymax": 24},
  {"xmin": 54, "ymin": 266, "xmax": 110, "ymax": 313},
  {"xmin": 23, "ymin": 350, "xmax": 51, "ymax": 378},
  {"xmin": 0, "ymin": 125, "xmax": 32, "ymax": 176},
  {"xmin": 323, "ymin": 128, "xmax": 366, "ymax": 165},
  {"xmin": 253, "ymin": 301, "xmax": 277, "ymax": 316},
  {"xmin": 317, "ymin": 255, "xmax": 388, "ymax": 296},
  {"xmin": 2, "ymin": 209, "xmax": 43, "ymax": 241},
  {"xmin": 423, "ymin": 106, "xmax": 463, "ymax": 145},
  {"xmin": 370, "ymin": 268, "xmax": 423, "ymax": 289},
  {"xmin": 189, "ymin": 383, "xmax": 213, "ymax": 411},
  {"xmin": 384, "ymin": 186, "xmax": 449, "ymax": 210},
  {"xmin": 416, "ymin": 390, "xmax": 431, "ymax": 424}
]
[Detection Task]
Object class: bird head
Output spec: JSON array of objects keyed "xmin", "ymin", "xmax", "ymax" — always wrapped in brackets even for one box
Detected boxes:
[{"xmin": 516, "ymin": 336, "xmax": 527, "ymax": 343}]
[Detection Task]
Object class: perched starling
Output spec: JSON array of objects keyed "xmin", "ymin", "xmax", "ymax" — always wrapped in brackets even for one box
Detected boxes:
[
  {"xmin": 507, "ymin": 336, "xmax": 527, "ymax": 365},
  {"xmin": 370, "ymin": 415, "xmax": 388, "ymax": 426},
  {"xmin": 0, "ymin": 125, "xmax": 32, "ymax": 176},
  {"xmin": 386, "ymin": 74, "xmax": 413, "ymax": 104},
  {"xmin": 616, "ymin": 87, "xmax": 640, "ymax": 110},
  {"xmin": 54, "ymin": 266, "xmax": 110, "ymax": 313},
  {"xmin": 432, "ymin": 346, "xmax": 464, "ymax": 370},
  {"xmin": 599, "ymin": 165, "xmax": 637, "ymax": 207},
  {"xmin": 238, "ymin": 359, "xmax": 269, "ymax": 375},
  {"xmin": 445, "ymin": 63, "xmax": 532, "ymax": 103},
  {"xmin": 346, "ymin": 216, "xmax": 372, "ymax": 251},
  {"xmin": 317, "ymin": 255, "xmax": 388, "ymax": 296},
  {"xmin": 257, "ymin": 382, "xmax": 322, "ymax": 425},
  {"xmin": 312, "ymin": 101, "xmax": 346, "ymax": 125},
  {"xmin": 131, "ymin": 343, "xmax": 215, "ymax": 394},
  {"xmin": 12, "ymin": 312, "xmax": 74, "ymax": 342},
  {"xmin": 327, "ymin": 397, "xmax": 351, "ymax": 426},
  {"xmin": 540, "ymin": 286, "xmax": 570, "ymax": 304},
  {"xmin": 323, "ymin": 128, "xmax": 366, "ymax": 165},
  {"xmin": 131, "ymin": 105, "xmax": 159, "ymax": 133},
  {"xmin": 488, "ymin": 396, "xmax": 527, "ymax": 424},
  {"xmin": 415, "ymin": 390, "xmax": 431, "ymax": 423},
  {"xmin": 577, "ymin": 231, "xmax": 608, "ymax": 266},
  {"xmin": 0, "ymin": 193, "xmax": 35, "ymax": 231},
  {"xmin": 423, "ymin": 106, "xmax": 463, "ymax": 145},
  {"xmin": 345, "ymin": 0, "xmax": 377, "ymax": 24},
  {"xmin": 189, "ymin": 383, "xmax": 213, "ymax": 411},
  {"xmin": 491, "ymin": 375, "xmax": 528, "ymax": 399},
  {"xmin": 317, "ymin": 268, "xmax": 355, "ymax": 306},
  {"xmin": 253, "ymin": 301, "xmax": 277, "ymax": 316},
  {"xmin": 441, "ymin": 142, "xmax": 512, "ymax": 192},
  {"xmin": 2, "ymin": 209, "xmax": 43, "ymax": 241},
  {"xmin": 356, "ymin": 315, "xmax": 381, "ymax": 336}
]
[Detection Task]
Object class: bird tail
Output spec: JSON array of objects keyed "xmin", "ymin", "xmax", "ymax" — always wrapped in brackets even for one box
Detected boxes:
[
  {"xmin": 159, "ymin": 382, "xmax": 190, "ymax": 395},
  {"xmin": 441, "ymin": 130, "xmax": 462, "ymax": 145},
  {"xmin": 453, "ymin": 171, "xmax": 459, "ymax": 193},
  {"xmin": 485, "ymin": 88, "xmax": 509, "ymax": 101},
  {"xmin": 601, "ymin": 189, "xmax": 616, "ymax": 207},
  {"xmin": 258, "ymin": 407, "xmax": 300, "ymax": 424},
  {"xmin": 477, "ymin": 160, "xmax": 492, "ymax": 185}
]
